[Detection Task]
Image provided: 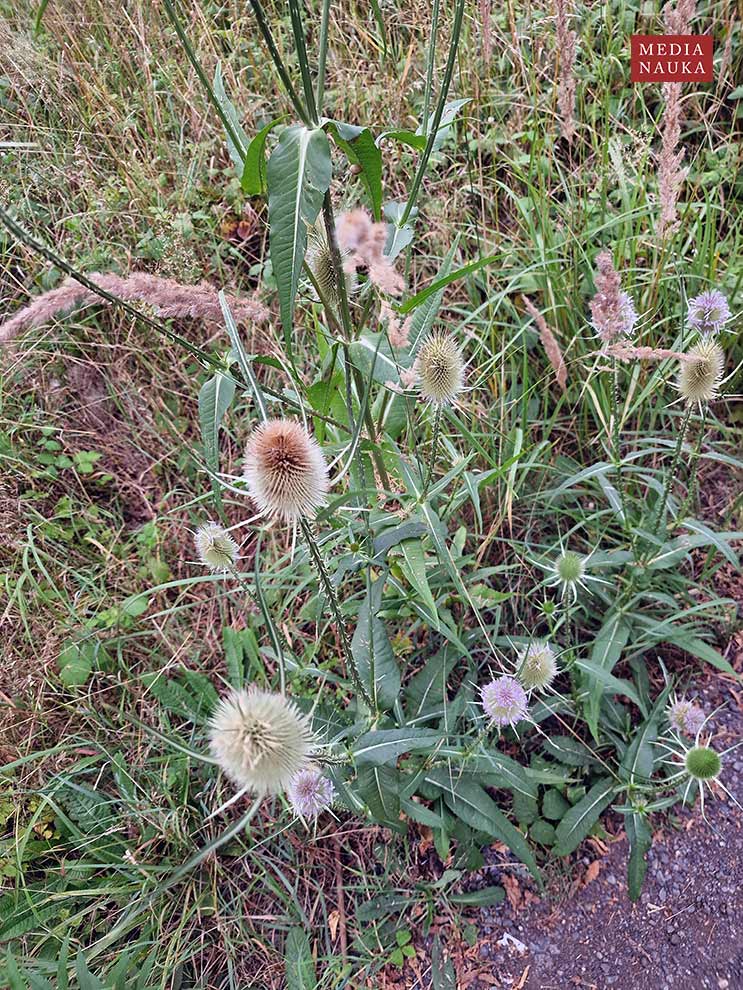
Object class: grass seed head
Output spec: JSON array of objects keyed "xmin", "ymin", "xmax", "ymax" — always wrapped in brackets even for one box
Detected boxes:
[
  {"xmin": 194, "ymin": 522, "xmax": 239, "ymax": 572},
  {"xmin": 417, "ymin": 331, "xmax": 465, "ymax": 404},
  {"xmin": 244, "ymin": 419, "xmax": 329, "ymax": 522},
  {"xmin": 678, "ymin": 340, "xmax": 724, "ymax": 405},
  {"xmin": 209, "ymin": 688, "xmax": 316, "ymax": 795}
]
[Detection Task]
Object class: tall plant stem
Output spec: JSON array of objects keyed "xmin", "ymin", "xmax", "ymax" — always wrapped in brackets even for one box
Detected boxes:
[
  {"xmin": 249, "ymin": 0, "xmax": 311, "ymax": 124},
  {"xmin": 316, "ymin": 0, "xmax": 332, "ymax": 110},
  {"xmin": 400, "ymin": 0, "xmax": 465, "ymax": 226},
  {"xmin": 676, "ymin": 404, "xmax": 708, "ymax": 523},
  {"xmin": 422, "ymin": 402, "xmax": 443, "ymax": 500},
  {"xmin": 611, "ymin": 357, "xmax": 630, "ymax": 531},
  {"xmin": 287, "ymin": 0, "xmax": 319, "ymax": 123},
  {"xmin": 299, "ymin": 519, "xmax": 373, "ymax": 709},
  {"xmin": 651, "ymin": 405, "xmax": 692, "ymax": 538}
]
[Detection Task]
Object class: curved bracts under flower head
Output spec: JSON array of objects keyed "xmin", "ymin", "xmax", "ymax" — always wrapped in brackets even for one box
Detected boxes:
[
  {"xmin": 244, "ymin": 418, "xmax": 330, "ymax": 522},
  {"xmin": 209, "ymin": 688, "xmax": 317, "ymax": 795}
]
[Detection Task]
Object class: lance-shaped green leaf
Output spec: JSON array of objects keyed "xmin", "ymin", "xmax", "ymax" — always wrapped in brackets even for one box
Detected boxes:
[
  {"xmin": 198, "ymin": 369, "xmax": 235, "ymax": 509},
  {"xmin": 353, "ymin": 727, "xmax": 442, "ymax": 766},
  {"xmin": 397, "ymin": 539, "xmax": 438, "ymax": 627},
  {"xmin": 552, "ymin": 778, "xmax": 616, "ymax": 856},
  {"xmin": 351, "ymin": 572, "xmax": 400, "ymax": 710},
  {"xmin": 285, "ymin": 929, "xmax": 317, "ymax": 990},
  {"xmin": 625, "ymin": 811, "xmax": 652, "ymax": 902},
  {"xmin": 357, "ymin": 764, "xmax": 401, "ymax": 823},
  {"xmin": 267, "ymin": 125, "xmax": 332, "ymax": 339},
  {"xmin": 212, "ymin": 63, "xmax": 248, "ymax": 176},
  {"xmin": 324, "ymin": 120, "xmax": 383, "ymax": 220},
  {"xmin": 242, "ymin": 117, "xmax": 284, "ymax": 196}
]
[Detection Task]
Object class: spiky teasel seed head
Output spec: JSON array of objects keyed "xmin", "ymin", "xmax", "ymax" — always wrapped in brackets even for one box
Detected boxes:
[
  {"xmin": 686, "ymin": 289, "xmax": 731, "ymax": 335},
  {"xmin": 666, "ymin": 695, "xmax": 706, "ymax": 737},
  {"xmin": 305, "ymin": 222, "xmax": 357, "ymax": 308},
  {"xmin": 417, "ymin": 331, "xmax": 465, "ymax": 405},
  {"xmin": 244, "ymin": 419, "xmax": 330, "ymax": 522},
  {"xmin": 481, "ymin": 675, "xmax": 528, "ymax": 727},
  {"xmin": 209, "ymin": 688, "xmax": 316, "ymax": 795},
  {"xmin": 194, "ymin": 522, "xmax": 239, "ymax": 572},
  {"xmin": 678, "ymin": 341, "xmax": 725, "ymax": 405},
  {"xmin": 517, "ymin": 641, "xmax": 558, "ymax": 692},
  {"xmin": 287, "ymin": 767, "xmax": 335, "ymax": 819},
  {"xmin": 685, "ymin": 745, "xmax": 721, "ymax": 781}
]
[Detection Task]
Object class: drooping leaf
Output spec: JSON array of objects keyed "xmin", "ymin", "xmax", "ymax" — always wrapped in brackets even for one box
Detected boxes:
[
  {"xmin": 198, "ymin": 370, "xmax": 235, "ymax": 505},
  {"xmin": 552, "ymin": 778, "xmax": 616, "ymax": 857},
  {"xmin": 242, "ymin": 117, "xmax": 284, "ymax": 195},
  {"xmin": 324, "ymin": 120, "xmax": 383, "ymax": 219},
  {"xmin": 357, "ymin": 764, "xmax": 401, "ymax": 823},
  {"xmin": 397, "ymin": 539, "xmax": 438, "ymax": 626},
  {"xmin": 626, "ymin": 811, "xmax": 652, "ymax": 902},
  {"xmin": 212, "ymin": 63, "xmax": 248, "ymax": 176}
]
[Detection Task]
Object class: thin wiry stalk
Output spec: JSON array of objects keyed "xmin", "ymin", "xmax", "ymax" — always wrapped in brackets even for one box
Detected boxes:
[
  {"xmin": 299, "ymin": 519, "xmax": 373, "ymax": 709},
  {"xmin": 421, "ymin": 0, "xmax": 441, "ymax": 133},
  {"xmin": 287, "ymin": 0, "xmax": 319, "ymax": 123},
  {"xmin": 611, "ymin": 357, "xmax": 630, "ymax": 531},
  {"xmin": 676, "ymin": 405, "xmax": 708, "ymax": 523}
]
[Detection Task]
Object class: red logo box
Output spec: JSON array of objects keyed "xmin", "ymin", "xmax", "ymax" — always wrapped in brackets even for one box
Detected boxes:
[{"xmin": 631, "ymin": 35, "xmax": 713, "ymax": 82}]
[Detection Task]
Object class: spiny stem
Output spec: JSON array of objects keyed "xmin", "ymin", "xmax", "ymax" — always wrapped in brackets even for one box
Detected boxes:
[
  {"xmin": 676, "ymin": 404, "xmax": 708, "ymax": 524},
  {"xmin": 422, "ymin": 402, "xmax": 443, "ymax": 500},
  {"xmin": 299, "ymin": 518, "xmax": 373, "ymax": 709},
  {"xmin": 611, "ymin": 356, "xmax": 630, "ymax": 530}
]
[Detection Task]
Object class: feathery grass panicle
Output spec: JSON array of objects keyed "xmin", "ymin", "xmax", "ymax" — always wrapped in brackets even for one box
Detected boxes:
[
  {"xmin": 605, "ymin": 342, "xmax": 689, "ymax": 363},
  {"xmin": 194, "ymin": 522, "xmax": 239, "ymax": 572},
  {"xmin": 517, "ymin": 641, "xmax": 558, "ymax": 692},
  {"xmin": 555, "ymin": 0, "xmax": 578, "ymax": 143},
  {"xmin": 417, "ymin": 331, "xmax": 465, "ymax": 405},
  {"xmin": 336, "ymin": 208, "xmax": 404, "ymax": 295},
  {"xmin": 656, "ymin": 0, "xmax": 696, "ymax": 236},
  {"xmin": 209, "ymin": 688, "xmax": 316, "ymax": 795},
  {"xmin": 678, "ymin": 340, "xmax": 724, "ymax": 405},
  {"xmin": 686, "ymin": 290, "xmax": 731, "ymax": 335},
  {"xmin": 589, "ymin": 251, "xmax": 638, "ymax": 342},
  {"xmin": 244, "ymin": 419, "xmax": 330, "ymax": 522},
  {"xmin": 522, "ymin": 295, "xmax": 567, "ymax": 392},
  {"xmin": 0, "ymin": 272, "xmax": 268, "ymax": 344},
  {"xmin": 287, "ymin": 767, "xmax": 335, "ymax": 819},
  {"xmin": 481, "ymin": 675, "xmax": 528, "ymax": 727},
  {"xmin": 381, "ymin": 299, "xmax": 412, "ymax": 349}
]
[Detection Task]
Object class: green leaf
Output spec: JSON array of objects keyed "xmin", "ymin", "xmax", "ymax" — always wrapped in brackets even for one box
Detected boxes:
[
  {"xmin": 529, "ymin": 819, "xmax": 556, "ymax": 846},
  {"xmin": 542, "ymin": 789, "xmax": 570, "ymax": 821},
  {"xmin": 351, "ymin": 573, "xmax": 400, "ymax": 710},
  {"xmin": 542, "ymin": 735, "xmax": 597, "ymax": 767},
  {"xmin": 405, "ymin": 648, "xmax": 457, "ymax": 718},
  {"xmin": 449, "ymin": 885, "xmax": 505, "ymax": 907},
  {"xmin": 222, "ymin": 627, "xmax": 244, "ymax": 689},
  {"xmin": 219, "ymin": 291, "xmax": 268, "ymax": 422},
  {"xmin": 324, "ymin": 120, "xmax": 383, "ymax": 220},
  {"xmin": 424, "ymin": 770, "xmax": 541, "ymax": 886},
  {"xmin": 357, "ymin": 765, "xmax": 401, "ymax": 823},
  {"xmin": 285, "ymin": 929, "xmax": 317, "ymax": 990},
  {"xmin": 198, "ymin": 371, "xmax": 235, "ymax": 497},
  {"xmin": 619, "ymin": 684, "xmax": 672, "ymax": 785},
  {"xmin": 212, "ymin": 63, "xmax": 248, "ymax": 176},
  {"xmin": 266, "ymin": 125, "xmax": 332, "ymax": 340},
  {"xmin": 242, "ymin": 117, "xmax": 283, "ymax": 195},
  {"xmin": 431, "ymin": 936, "xmax": 456, "ymax": 990},
  {"xmin": 626, "ymin": 811, "xmax": 652, "ymax": 902},
  {"xmin": 553, "ymin": 778, "xmax": 615, "ymax": 857},
  {"xmin": 58, "ymin": 639, "xmax": 94, "ymax": 688},
  {"xmin": 397, "ymin": 539, "xmax": 438, "ymax": 626},
  {"xmin": 353, "ymin": 727, "xmax": 442, "ymax": 766}
]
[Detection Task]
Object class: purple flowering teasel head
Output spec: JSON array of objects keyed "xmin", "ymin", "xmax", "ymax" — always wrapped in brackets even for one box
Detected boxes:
[
  {"xmin": 686, "ymin": 290, "xmax": 731, "ymax": 335},
  {"xmin": 666, "ymin": 695, "xmax": 706, "ymax": 737},
  {"xmin": 287, "ymin": 767, "xmax": 335, "ymax": 819},
  {"xmin": 481, "ymin": 675, "xmax": 528, "ymax": 727}
]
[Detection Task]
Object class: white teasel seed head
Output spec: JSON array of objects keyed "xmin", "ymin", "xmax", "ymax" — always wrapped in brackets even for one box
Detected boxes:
[
  {"xmin": 516, "ymin": 640, "xmax": 558, "ymax": 692},
  {"xmin": 209, "ymin": 688, "xmax": 317, "ymax": 795},
  {"xmin": 194, "ymin": 522, "xmax": 239, "ymax": 572},
  {"xmin": 244, "ymin": 419, "xmax": 330, "ymax": 522},
  {"xmin": 417, "ymin": 331, "xmax": 465, "ymax": 405},
  {"xmin": 678, "ymin": 341, "xmax": 725, "ymax": 405}
]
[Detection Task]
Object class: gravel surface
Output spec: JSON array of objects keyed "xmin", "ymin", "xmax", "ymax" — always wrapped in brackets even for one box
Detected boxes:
[{"xmin": 471, "ymin": 671, "xmax": 743, "ymax": 990}]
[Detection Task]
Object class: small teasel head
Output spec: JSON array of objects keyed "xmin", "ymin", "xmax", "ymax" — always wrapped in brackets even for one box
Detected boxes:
[
  {"xmin": 305, "ymin": 221, "xmax": 357, "ymax": 308},
  {"xmin": 686, "ymin": 289, "xmax": 731, "ymax": 336},
  {"xmin": 194, "ymin": 521, "xmax": 239, "ymax": 572},
  {"xmin": 244, "ymin": 419, "xmax": 330, "ymax": 522},
  {"xmin": 481, "ymin": 675, "xmax": 528, "ymax": 727},
  {"xmin": 678, "ymin": 340, "xmax": 725, "ymax": 406},
  {"xmin": 550, "ymin": 549, "xmax": 586, "ymax": 602},
  {"xmin": 517, "ymin": 640, "xmax": 558, "ymax": 692},
  {"xmin": 666, "ymin": 694, "xmax": 706, "ymax": 737},
  {"xmin": 417, "ymin": 331, "xmax": 465, "ymax": 405},
  {"xmin": 684, "ymin": 745, "xmax": 721, "ymax": 782},
  {"xmin": 209, "ymin": 688, "xmax": 317, "ymax": 795},
  {"xmin": 287, "ymin": 767, "xmax": 335, "ymax": 820}
]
